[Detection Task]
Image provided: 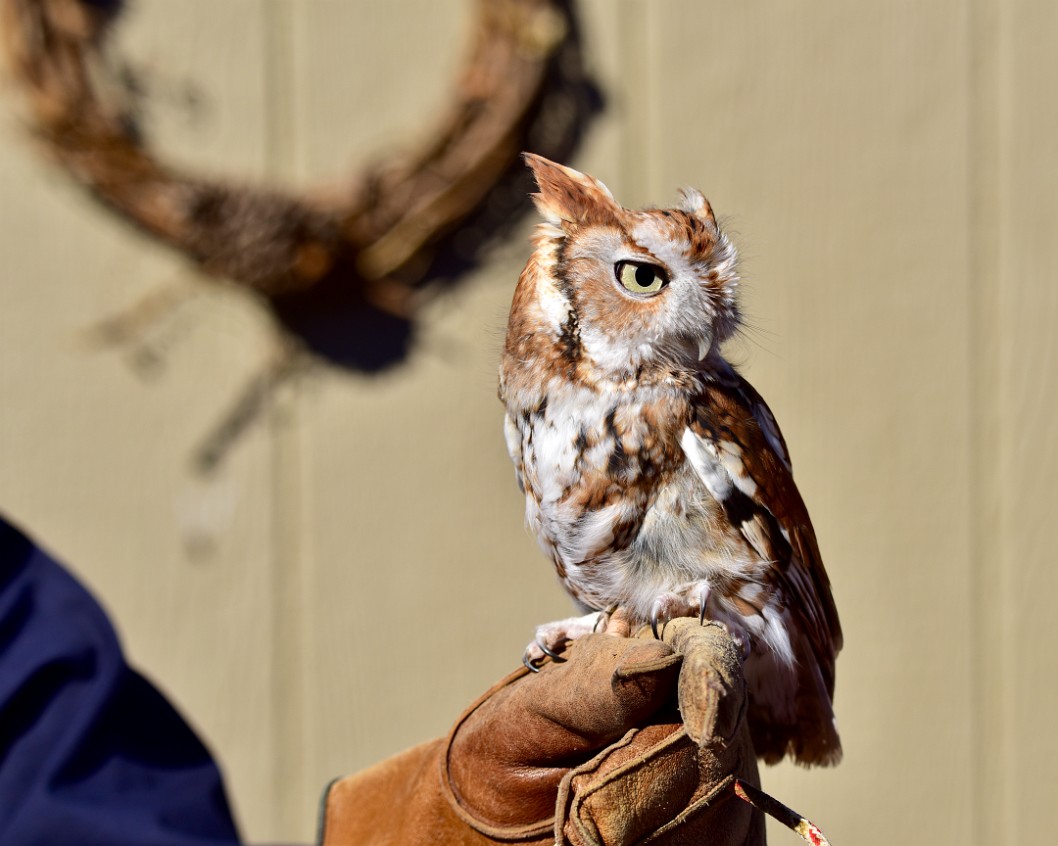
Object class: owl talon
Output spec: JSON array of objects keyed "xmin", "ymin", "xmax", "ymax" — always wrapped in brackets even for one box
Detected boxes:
[
  {"xmin": 536, "ymin": 639, "xmax": 566, "ymax": 662},
  {"xmin": 523, "ymin": 611, "xmax": 611, "ymax": 670},
  {"xmin": 650, "ymin": 608, "xmax": 662, "ymax": 640},
  {"xmin": 522, "ymin": 649, "xmax": 543, "ymax": 673},
  {"xmin": 592, "ymin": 605, "xmax": 619, "ymax": 633}
]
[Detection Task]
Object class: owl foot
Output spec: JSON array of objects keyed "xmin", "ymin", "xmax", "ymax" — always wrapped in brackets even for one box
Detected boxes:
[
  {"xmin": 649, "ymin": 582, "xmax": 712, "ymax": 639},
  {"xmin": 522, "ymin": 611, "xmax": 607, "ymax": 673}
]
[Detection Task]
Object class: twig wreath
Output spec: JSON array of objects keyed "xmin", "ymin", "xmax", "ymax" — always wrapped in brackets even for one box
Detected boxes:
[{"xmin": 2, "ymin": 0, "xmax": 598, "ymax": 471}]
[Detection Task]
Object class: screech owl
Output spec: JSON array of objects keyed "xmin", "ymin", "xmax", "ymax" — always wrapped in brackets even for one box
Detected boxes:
[{"xmin": 498, "ymin": 155, "xmax": 842, "ymax": 766}]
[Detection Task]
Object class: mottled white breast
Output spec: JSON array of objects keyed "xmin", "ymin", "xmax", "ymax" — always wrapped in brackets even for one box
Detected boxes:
[{"xmin": 506, "ymin": 378, "xmax": 761, "ymax": 620}]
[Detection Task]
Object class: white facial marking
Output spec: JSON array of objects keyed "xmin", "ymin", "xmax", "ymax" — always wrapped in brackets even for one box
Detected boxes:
[{"xmin": 537, "ymin": 277, "xmax": 571, "ymax": 328}]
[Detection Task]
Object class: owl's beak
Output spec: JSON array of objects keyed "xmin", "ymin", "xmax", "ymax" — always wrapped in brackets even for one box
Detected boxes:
[{"xmin": 698, "ymin": 339, "xmax": 710, "ymax": 361}]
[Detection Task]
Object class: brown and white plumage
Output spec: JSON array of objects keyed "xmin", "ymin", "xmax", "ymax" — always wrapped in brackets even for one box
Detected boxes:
[{"xmin": 499, "ymin": 155, "xmax": 842, "ymax": 766}]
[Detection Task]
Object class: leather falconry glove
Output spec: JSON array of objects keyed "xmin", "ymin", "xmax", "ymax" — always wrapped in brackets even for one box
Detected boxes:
[{"xmin": 319, "ymin": 617, "xmax": 766, "ymax": 845}]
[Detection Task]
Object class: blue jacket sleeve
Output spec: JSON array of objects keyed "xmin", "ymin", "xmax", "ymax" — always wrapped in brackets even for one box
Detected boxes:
[{"xmin": 0, "ymin": 516, "xmax": 241, "ymax": 845}]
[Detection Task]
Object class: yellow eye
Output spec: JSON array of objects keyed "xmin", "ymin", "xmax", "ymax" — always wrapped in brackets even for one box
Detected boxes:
[{"xmin": 615, "ymin": 260, "xmax": 668, "ymax": 295}]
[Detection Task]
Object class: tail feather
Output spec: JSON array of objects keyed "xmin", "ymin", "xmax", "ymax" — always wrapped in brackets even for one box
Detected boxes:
[{"xmin": 747, "ymin": 632, "xmax": 841, "ymax": 767}]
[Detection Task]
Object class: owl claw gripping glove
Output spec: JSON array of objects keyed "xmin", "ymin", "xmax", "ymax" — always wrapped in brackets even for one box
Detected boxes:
[{"xmin": 319, "ymin": 619, "xmax": 764, "ymax": 846}]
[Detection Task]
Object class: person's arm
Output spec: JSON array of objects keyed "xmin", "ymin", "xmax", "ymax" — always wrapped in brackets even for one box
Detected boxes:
[{"xmin": 0, "ymin": 516, "xmax": 241, "ymax": 845}]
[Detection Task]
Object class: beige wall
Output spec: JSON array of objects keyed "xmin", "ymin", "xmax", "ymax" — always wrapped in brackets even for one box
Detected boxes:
[{"xmin": 1, "ymin": 1, "xmax": 1055, "ymax": 843}]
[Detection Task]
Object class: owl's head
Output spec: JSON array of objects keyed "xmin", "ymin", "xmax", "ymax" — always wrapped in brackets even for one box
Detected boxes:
[{"xmin": 518, "ymin": 154, "xmax": 739, "ymax": 380}]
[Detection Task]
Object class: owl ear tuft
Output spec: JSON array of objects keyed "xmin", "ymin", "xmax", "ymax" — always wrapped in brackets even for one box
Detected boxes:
[
  {"xmin": 678, "ymin": 187, "xmax": 716, "ymax": 227},
  {"xmin": 523, "ymin": 153, "xmax": 619, "ymax": 228}
]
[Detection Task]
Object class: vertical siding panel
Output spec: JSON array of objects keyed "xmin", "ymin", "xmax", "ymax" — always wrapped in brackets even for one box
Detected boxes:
[
  {"xmin": 646, "ymin": 4, "xmax": 974, "ymax": 843},
  {"xmin": 997, "ymin": 1, "xmax": 1058, "ymax": 840},
  {"xmin": 261, "ymin": 2, "xmax": 308, "ymax": 838},
  {"xmin": 967, "ymin": 0, "xmax": 1004, "ymax": 843},
  {"xmin": 569, "ymin": 0, "xmax": 629, "ymax": 183},
  {"xmin": 612, "ymin": 0, "xmax": 653, "ymax": 204}
]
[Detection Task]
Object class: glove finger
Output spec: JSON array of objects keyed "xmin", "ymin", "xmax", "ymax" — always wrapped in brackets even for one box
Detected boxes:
[
  {"xmin": 458, "ymin": 634, "xmax": 680, "ymax": 758},
  {"xmin": 661, "ymin": 618, "xmax": 746, "ymax": 746},
  {"xmin": 531, "ymin": 633, "xmax": 680, "ymax": 738}
]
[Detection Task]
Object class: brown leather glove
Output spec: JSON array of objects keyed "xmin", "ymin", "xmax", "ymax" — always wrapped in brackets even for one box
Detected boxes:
[{"xmin": 319, "ymin": 619, "xmax": 764, "ymax": 845}]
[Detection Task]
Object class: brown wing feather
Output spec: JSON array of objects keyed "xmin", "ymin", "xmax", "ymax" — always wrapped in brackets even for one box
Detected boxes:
[
  {"xmin": 692, "ymin": 375, "xmax": 841, "ymax": 656},
  {"xmin": 689, "ymin": 370, "xmax": 842, "ymax": 763},
  {"xmin": 724, "ymin": 374, "xmax": 843, "ymax": 643}
]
